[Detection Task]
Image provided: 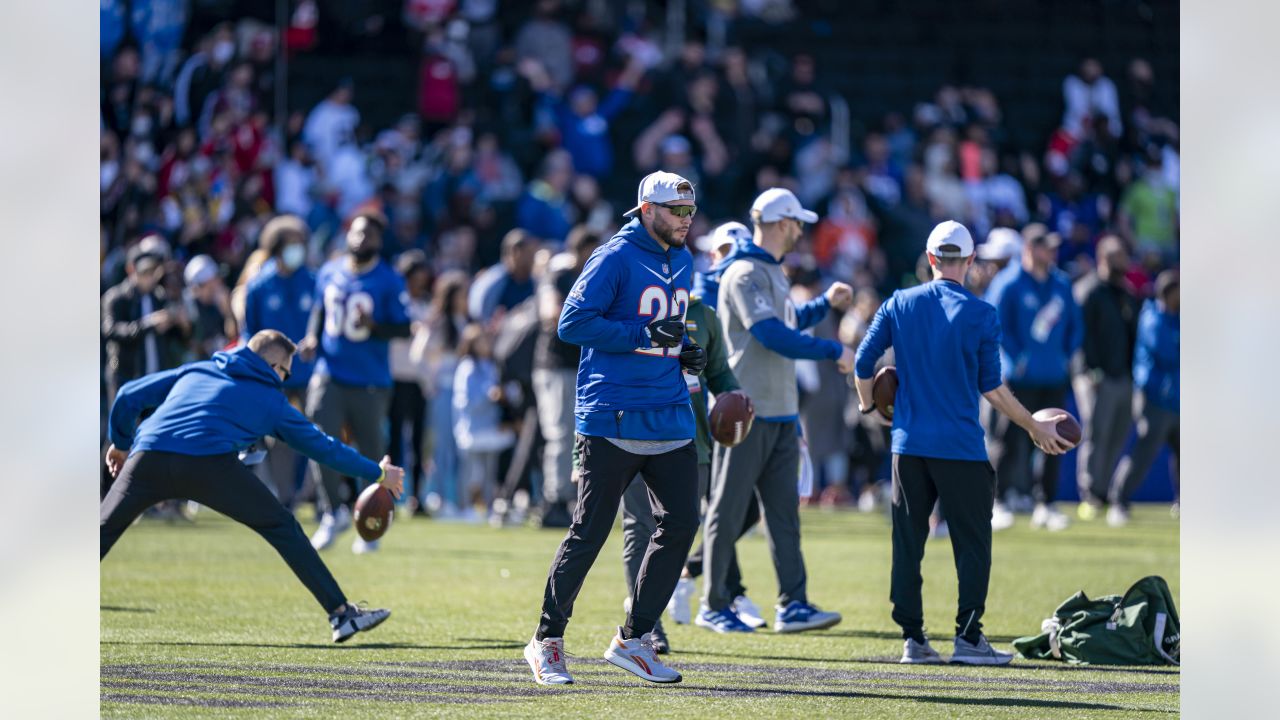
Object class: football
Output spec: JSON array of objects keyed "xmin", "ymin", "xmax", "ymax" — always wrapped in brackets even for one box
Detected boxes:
[
  {"xmin": 872, "ymin": 366, "xmax": 898, "ymax": 419},
  {"xmin": 353, "ymin": 483, "xmax": 395, "ymax": 541},
  {"xmin": 710, "ymin": 390, "xmax": 755, "ymax": 447},
  {"xmin": 1032, "ymin": 407, "xmax": 1082, "ymax": 447}
]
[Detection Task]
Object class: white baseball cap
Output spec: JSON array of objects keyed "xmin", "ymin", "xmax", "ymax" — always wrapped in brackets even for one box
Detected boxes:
[
  {"xmin": 695, "ymin": 221, "xmax": 751, "ymax": 253},
  {"xmin": 925, "ymin": 220, "xmax": 975, "ymax": 258},
  {"xmin": 751, "ymin": 187, "xmax": 819, "ymax": 224},
  {"xmin": 184, "ymin": 254, "xmax": 218, "ymax": 286},
  {"xmin": 623, "ymin": 170, "xmax": 696, "ymax": 218},
  {"xmin": 977, "ymin": 227, "xmax": 1022, "ymax": 261}
]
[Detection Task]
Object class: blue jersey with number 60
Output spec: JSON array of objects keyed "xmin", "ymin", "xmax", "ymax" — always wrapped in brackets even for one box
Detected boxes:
[
  {"xmin": 313, "ymin": 258, "xmax": 409, "ymax": 388},
  {"xmin": 558, "ymin": 218, "xmax": 695, "ymax": 441}
]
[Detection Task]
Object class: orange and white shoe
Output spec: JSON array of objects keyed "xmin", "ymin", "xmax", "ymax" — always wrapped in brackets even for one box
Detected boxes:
[
  {"xmin": 603, "ymin": 626, "xmax": 682, "ymax": 683},
  {"xmin": 524, "ymin": 636, "xmax": 574, "ymax": 685}
]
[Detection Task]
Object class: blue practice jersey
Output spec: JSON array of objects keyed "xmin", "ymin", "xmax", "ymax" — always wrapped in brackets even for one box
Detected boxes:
[
  {"xmin": 558, "ymin": 218, "xmax": 695, "ymax": 440},
  {"xmin": 313, "ymin": 258, "xmax": 410, "ymax": 388},
  {"xmin": 242, "ymin": 259, "xmax": 317, "ymax": 390}
]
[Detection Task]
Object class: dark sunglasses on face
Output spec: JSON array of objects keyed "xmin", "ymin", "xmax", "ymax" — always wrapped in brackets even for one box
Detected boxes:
[
  {"xmin": 654, "ymin": 202, "xmax": 697, "ymax": 218},
  {"xmin": 273, "ymin": 364, "xmax": 291, "ymax": 382}
]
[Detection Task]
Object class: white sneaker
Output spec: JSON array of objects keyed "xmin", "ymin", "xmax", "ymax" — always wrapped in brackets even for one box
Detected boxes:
[
  {"xmin": 1106, "ymin": 505, "xmax": 1130, "ymax": 527},
  {"xmin": 351, "ymin": 536, "xmax": 380, "ymax": 554},
  {"xmin": 524, "ymin": 636, "xmax": 574, "ymax": 685},
  {"xmin": 310, "ymin": 505, "xmax": 351, "ymax": 550},
  {"xmin": 900, "ymin": 636, "xmax": 944, "ymax": 664},
  {"xmin": 603, "ymin": 627, "xmax": 681, "ymax": 683},
  {"xmin": 732, "ymin": 594, "xmax": 767, "ymax": 629},
  {"xmin": 667, "ymin": 577, "xmax": 695, "ymax": 625},
  {"xmin": 991, "ymin": 502, "xmax": 1015, "ymax": 531},
  {"xmin": 951, "ymin": 634, "xmax": 1015, "ymax": 665},
  {"xmin": 1031, "ymin": 503, "xmax": 1070, "ymax": 532}
]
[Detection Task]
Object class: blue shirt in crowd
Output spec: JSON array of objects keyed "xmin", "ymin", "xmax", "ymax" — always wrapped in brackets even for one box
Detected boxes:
[
  {"xmin": 984, "ymin": 264, "xmax": 1083, "ymax": 386},
  {"xmin": 313, "ymin": 257, "xmax": 410, "ymax": 388},
  {"xmin": 1133, "ymin": 299, "xmax": 1179, "ymax": 412},
  {"xmin": 242, "ymin": 259, "xmax": 316, "ymax": 390}
]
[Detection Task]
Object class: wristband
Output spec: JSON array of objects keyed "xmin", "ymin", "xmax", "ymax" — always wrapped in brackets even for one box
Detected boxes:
[{"xmin": 859, "ymin": 405, "xmax": 877, "ymax": 415}]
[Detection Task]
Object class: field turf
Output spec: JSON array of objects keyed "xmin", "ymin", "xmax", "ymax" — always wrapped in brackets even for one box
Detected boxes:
[{"xmin": 101, "ymin": 504, "xmax": 1179, "ymax": 718}]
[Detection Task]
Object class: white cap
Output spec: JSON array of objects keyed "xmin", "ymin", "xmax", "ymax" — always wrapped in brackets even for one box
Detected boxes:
[
  {"xmin": 925, "ymin": 220, "xmax": 975, "ymax": 258},
  {"xmin": 184, "ymin": 254, "xmax": 218, "ymax": 286},
  {"xmin": 623, "ymin": 170, "xmax": 696, "ymax": 218},
  {"xmin": 695, "ymin": 221, "xmax": 751, "ymax": 253},
  {"xmin": 750, "ymin": 187, "xmax": 819, "ymax": 224},
  {"xmin": 977, "ymin": 227, "xmax": 1022, "ymax": 261}
]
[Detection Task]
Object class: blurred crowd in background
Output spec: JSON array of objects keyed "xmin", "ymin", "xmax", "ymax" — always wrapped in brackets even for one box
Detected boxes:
[{"xmin": 101, "ymin": 0, "xmax": 1179, "ymax": 530}]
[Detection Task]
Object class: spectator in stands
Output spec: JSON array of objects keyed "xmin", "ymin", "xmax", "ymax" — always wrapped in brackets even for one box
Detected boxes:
[
  {"xmin": 180, "ymin": 254, "xmax": 235, "ymax": 361},
  {"xmin": 1118, "ymin": 146, "xmax": 1179, "ymax": 266},
  {"xmin": 453, "ymin": 323, "xmax": 516, "ymax": 520},
  {"xmin": 515, "ymin": 150, "xmax": 574, "ymax": 245},
  {"xmin": 1073, "ymin": 235, "xmax": 1140, "ymax": 519},
  {"xmin": 418, "ymin": 270, "xmax": 469, "ymax": 517},
  {"xmin": 303, "ymin": 80, "xmax": 359, "ymax": 171},
  {"xmin": 1108, "ymin": 270, "xmax": 1179, "ymax": 526},
  {"xmin": 984, "ymin": 224, "xmax": 1083, "ymax": 531},
  {"xmin": 1062, "ymin": 58, "xmax": 1123, "ymax": 139},
  {"xmin": 388, "ymin": 250, "xmax": 434, "ymax": 508},
  {"xmin": 532, "ymin": 227, "xmax": 601, "ymax": 527},
  {"xmin": 515, "ymin": 0, "xmax": 574, "ymax": 93}
]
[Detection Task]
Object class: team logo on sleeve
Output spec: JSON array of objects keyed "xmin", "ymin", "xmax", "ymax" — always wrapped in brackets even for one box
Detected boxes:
[{"xmin": 569, "ymin": 279, "xmax": 587, "ymax": 302}]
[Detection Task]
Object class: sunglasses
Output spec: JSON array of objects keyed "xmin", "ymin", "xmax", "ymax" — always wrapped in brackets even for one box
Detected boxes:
[
  {"xmin": 653, "ymin": 202, "xmax": 697, "ymax": 218},
  {"xmin": 273, "ymin": 363, "xmax": 291, "ymax": 382}
]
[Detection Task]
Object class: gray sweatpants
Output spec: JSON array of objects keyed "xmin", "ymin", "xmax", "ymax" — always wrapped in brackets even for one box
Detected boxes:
[
  {"xmin": 702, "ymin": 419, "xmax": 806, "ymax": 611},
  {"xmin": 1110, "ymin": 391, "xmax": 1179, "ymax": 508},
  {"xmin": 1075, "ymin": 375, "xmax": 1134, "ymax": 503},
  {"xmin": 305, "ymin": 375, "xmax": 391, "ymax": 513},
  {"xmin": 621, "ymin": 464, "xmax": 710, "ymax": 594},
  {"xmin": 533, "ymin": 368, "xmax": 576, "ymax": 504}
]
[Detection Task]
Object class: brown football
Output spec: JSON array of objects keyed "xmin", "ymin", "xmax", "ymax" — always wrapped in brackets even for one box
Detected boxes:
[
  {"xmin": 1032, "ymin": 407, "xmax": 1082, "ymax": 447},
  {"xmin": 872, "ymin": 366, "xmax": 898, "ymax": 419},
  {"xmin": 353, "ymin": 483, "xmax": 395, "ymax": 541},
  {"xmin": 709, "ymin": 390, "xmax": 755, "ymax": 447}
]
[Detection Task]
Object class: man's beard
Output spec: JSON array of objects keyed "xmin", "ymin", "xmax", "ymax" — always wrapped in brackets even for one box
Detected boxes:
[{"xmin": 654, "ymin": 216, "xmax": 688, "ymax": 248}]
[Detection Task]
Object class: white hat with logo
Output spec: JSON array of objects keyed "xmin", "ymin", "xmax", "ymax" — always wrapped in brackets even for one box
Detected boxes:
[
  {"xmin": 695, "ymin": 221, "xmax": 751, "ymax": 253},
  {"xmin": 750, "ymin": 187, "xmax": 819, "ymax": 224},
  {"xmin": 925, "ymin": 220, "xmax": 975, "ymax": 258},
  {"xmin": 977, "ymin": 227, "xmax": 1022, "ymax": 261},
  {"xmin": 623, "ymin": 170, "xmax": 696, "ymax": 218}
]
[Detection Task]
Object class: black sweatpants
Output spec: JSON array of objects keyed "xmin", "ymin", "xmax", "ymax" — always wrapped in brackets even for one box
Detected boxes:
[
  {"xmin": 994, "ymin": 383, "xmax": 1069, "ymax": 504},
  {"xmin": 537, "ymin": 434, "xmax": 699, "ymax": 641},
  {"xmin": 890, "ymin": 454, "xmax": 995, "ymax": 642},
  {"xmin": 101, "ymin": 450, "xmax": 347, "ymax": 613},
  {"xmin": 387, "ymin": 380, "xmax": 427, "ymax": 498}
]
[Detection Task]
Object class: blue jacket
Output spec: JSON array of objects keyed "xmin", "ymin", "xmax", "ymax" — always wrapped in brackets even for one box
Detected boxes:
[
  {"xmin": 544, "ymin": 88, "xmax": 633, "ymax": 179},
  {"xmin": 855, "ymin": 280, "xmax": 1003, "ymax": 462},
  {"xmin": 558, "ymin": 218, "xmax": 695, "ymax": 440},
  {"xmin": 1133, "ymin": 300, "xmax": 1179, "ymax": 412},
  {"xmin": 984, "ymin": 264, "xmax": 1083, "ymax": 386},
  {"xmin": 313, "ymin": 258, "xmax": 410, "ymax": 388},
  {"xmin": 108, "ymin": 347, "xmax": 381, "ymax": 480},
  {"xmin": 241, "ymin": 259, "xmax": 317, "ymax": 390}
]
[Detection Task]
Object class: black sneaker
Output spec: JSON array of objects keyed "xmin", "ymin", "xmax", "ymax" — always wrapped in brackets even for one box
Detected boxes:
[
  {"xmin": 651, "ymin": 619, "xmax": 670, "ymax": 655},
  {"xmin": 330, "ymin": 603, "xmax": 391, "ymax": 643},
  {"xmin": 538, "ymin": 502, "xmax": 572, "ymax": 528}
]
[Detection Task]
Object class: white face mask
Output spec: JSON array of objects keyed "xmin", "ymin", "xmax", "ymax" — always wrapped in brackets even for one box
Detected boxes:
[
  {"xmin": 213, "ymin": 40, "xmax": 235, "ymax": 65},
  {"xmin": 281, "ymin": 244, "xmax": 306, "ymax": 270}
]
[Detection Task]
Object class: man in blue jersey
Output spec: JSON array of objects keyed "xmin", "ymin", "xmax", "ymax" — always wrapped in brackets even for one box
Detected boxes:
[
  {"xmin": 101, "ymin": 330, "xmax": 404, "ymax": 643},
  {"xmin": 299, "ymin": 211, "xmax": 411, "ymax": 553},
  {"xmin": 698, "ymin": 188, "xmax": 852, "ymax": 636},
  {"xmin": 242, "ymin": 215, "xmax": 316, "ymax": 505},
  {"xmin": 854, "ymin": 221, "xmax": 1071, "ymax": 665},
  {"xmin": 524, "ymin": 171, "xmax": 704, "ymax": 686},
  {"xmin": 691, "ymin": 221, "xmax": 751, "ymax": 313}
]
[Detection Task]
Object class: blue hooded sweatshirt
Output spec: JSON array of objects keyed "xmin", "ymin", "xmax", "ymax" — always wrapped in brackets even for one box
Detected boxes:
[
  {"xmin": 984, "ymin": 264, "xmax": 1083, "ymax": 386},
  {"xmin": 108, "ymin": 347, "xmax": 381, "ymax": 480},
  {"xmin": 558, "ymin": 218, "xmax": 695, "ymax": 440},
  {"xmin": 1133, "ymin": 299, "xmax": 1179, "ymax": 412}
]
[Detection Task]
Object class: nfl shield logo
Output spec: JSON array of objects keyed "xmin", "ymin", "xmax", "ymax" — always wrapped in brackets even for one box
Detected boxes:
[{"xmin": 662, "ymin": 263, "xmax": 669, "ymax": 274}]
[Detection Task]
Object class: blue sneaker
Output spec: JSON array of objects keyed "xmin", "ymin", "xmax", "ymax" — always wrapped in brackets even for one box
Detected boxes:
[
  {"xmin": 773, "ymin": 601, "xmax": 842, "ymax": 633},
  {"xmin": 695, "ymin": 605, "xmax": 755, "ymax": 633}
]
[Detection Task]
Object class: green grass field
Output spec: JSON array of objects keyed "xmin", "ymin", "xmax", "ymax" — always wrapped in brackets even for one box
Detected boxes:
[{"xmin": 101, "ymin": 504, "xmax": 1179, "ymax": 718}]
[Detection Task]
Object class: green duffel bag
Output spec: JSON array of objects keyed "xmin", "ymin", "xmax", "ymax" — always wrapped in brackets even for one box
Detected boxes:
[{"xmin": 1013, "ymin": 575, "xmax": 1180, "ymax": 666}]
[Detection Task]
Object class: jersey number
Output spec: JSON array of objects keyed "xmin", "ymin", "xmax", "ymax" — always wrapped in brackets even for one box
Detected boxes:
[
  {"xmin": 323, "ymin": 287, "xmax": 375, "ymax": 342},
  {"xmin": 636, "ymin": 286, "xmax": 689, "ymax": 357}
]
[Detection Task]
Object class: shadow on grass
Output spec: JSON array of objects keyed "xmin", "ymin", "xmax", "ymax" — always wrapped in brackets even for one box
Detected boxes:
[
  {"xmin": 101, "ymin": 640, "xmax": 524, "ymax": 651},
  {"xmin": 688, "ymin": 647, "xmax": 1180, "ymax": 677},
  {"xmin": 101, "ymin": 606, "xmax": 156, "ymax": 613}
]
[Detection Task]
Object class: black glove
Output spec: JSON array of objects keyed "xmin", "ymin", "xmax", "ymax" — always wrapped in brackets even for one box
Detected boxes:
[
  {"xmin": 646, "ymin": 317, "xmax": 685, "ymax": 348},
  {"xmin": 679, "ymin": 342, "xmax": 708, "ymax": 375}
]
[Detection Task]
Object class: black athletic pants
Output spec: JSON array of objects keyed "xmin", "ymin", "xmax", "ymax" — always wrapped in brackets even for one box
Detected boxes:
[
  {"xmin": 995, "ymin": 383, "xmax": 1069, "ymax": 503},
  {"xmin": 537, "ymin": 434, "xmax": 699, "ymax": 640},
  {"xmin": 101, "ymin": 450, "xmax": 347, "ymax": 613},
  {"xmin": 890, "ymin": 454, "xmax": 995, "ymax": 643},
  {"xmin": 388, "ymin": 380, "xmax": 428, "ymax": 498},
  {"xmin": 682, "ymin": 474, "xmax": 758, "ymax": 598}
]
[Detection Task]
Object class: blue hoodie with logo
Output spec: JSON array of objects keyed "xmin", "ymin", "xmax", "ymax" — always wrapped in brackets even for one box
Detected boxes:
[
  {"xmin": 984, "ymin": 264, "xmax": 1083, "ymax": 386},
  {"xmin": 558, "ymin": 218, "xmax": 695, "ymax": 440},
  {"xmin": 108, "ymin": 347, "xmax": 381, "ymax": 480},
  {"xmin": 1133, "ymin": 299, "xmax": 1179, "ymax": 412}
]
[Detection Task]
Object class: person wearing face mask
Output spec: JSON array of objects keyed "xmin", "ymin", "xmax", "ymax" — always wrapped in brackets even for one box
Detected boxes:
[
  {"xmin": 298, "ymin": 212, "xmax": 411, "ymax": 554},
  {"xmin": 242, "ymin": 215, "xmax": 318, "ymax": 505}
]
